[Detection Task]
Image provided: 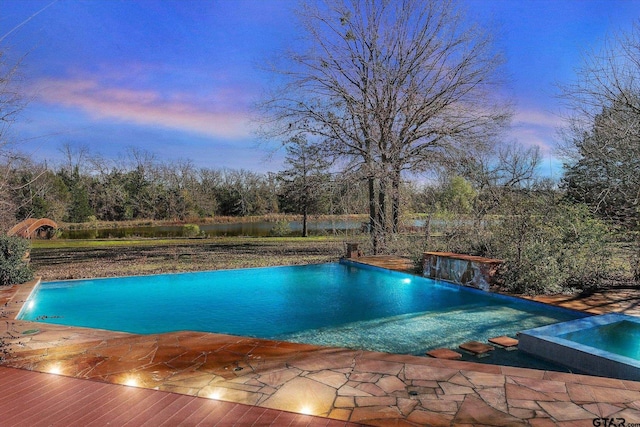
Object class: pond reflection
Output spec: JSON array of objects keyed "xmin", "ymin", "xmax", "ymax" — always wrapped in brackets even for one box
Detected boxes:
[{"xmin": 60, "ymin": 220, "xmax": 364, "ymax": 239}]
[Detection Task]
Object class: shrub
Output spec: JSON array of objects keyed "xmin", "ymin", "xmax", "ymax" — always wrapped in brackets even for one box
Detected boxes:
[
  {"xmin": 0, "ymin": 235, "xmax": 34, "ymax": 287},
  {"xmin": 182, "ymin": 224, "xmax": 201, "ymax": 238},
  {"xmin": 269, "ymin": 220, "xmax": 291, "ymax": 237},
  {"xmin": 488, "ymin": 203, "xmax": 611, "ymax": 294}
]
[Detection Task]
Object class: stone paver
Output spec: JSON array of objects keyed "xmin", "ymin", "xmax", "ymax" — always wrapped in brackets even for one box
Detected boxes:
[
  {"xmin": 537, "ymin": 401, "xmax": 598, "ymax": 421},
  {"xmin": 489, "ymin": 335, "xmax": 519, "ymax": 348},
  {"xmin": 426, "ymin": 348, "xmax": 463, "ymax": 359},
  {"xmin": 530, "ymin": 290, "xmax": 640, "ymax": 316},
  {"xmin": 261, "ymin": 377, "xmax": 336, "ymax": 416},
  {"xmin": 459, "ymin": 340, "xmax": 495, "ymax": 354},
  {"xmin": 376, "ymin": 375, "xmax": 407, "ymax": 393}
]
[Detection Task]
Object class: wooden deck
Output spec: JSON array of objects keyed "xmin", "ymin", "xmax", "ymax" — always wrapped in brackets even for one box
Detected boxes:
[{"xmin": 0, "ymin": 367, "xmax": 363, "ymax": 426}]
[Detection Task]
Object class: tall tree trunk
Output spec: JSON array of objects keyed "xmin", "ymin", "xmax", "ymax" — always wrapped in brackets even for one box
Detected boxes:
[
  {"xmin": 302, "ymin": 204, "xmax": 308, "ymax": 237},
  {"xmin": 368, "ymin": 176, "xmax": 378, "ymax": 254},
  {"xmin": 377, "ymin": 177, "xmax": 387, "ymax": 252},
  {"xmin": 391, "ymin": 168, "xmax": 400, "ymax": 233},
  {"xmin": 634, "ymin": 218, "xmax": 640, "ymax": 282},
  {"xmin": 634, "ymin": 209, "xmax": 640, "ymax": 282},
  {"xmin": 378, "ymin": 178, "xmax": 386, "ymax": 233}
]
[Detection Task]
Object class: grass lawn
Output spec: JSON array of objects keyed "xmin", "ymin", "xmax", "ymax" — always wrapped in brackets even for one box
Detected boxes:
[{"xmin": 30, "ymin": 236, "xmax": 361, "ymax": 281}]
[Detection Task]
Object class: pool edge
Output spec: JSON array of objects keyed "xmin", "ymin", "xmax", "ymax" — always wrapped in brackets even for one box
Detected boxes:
[{"xmin": 8, "ymin": 277, "xmax": 41, "ymax": 320}]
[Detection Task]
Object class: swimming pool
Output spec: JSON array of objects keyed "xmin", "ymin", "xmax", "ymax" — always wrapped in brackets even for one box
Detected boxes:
[{"xmin": 19, "ymin": 261, "xmax": 586, "ymax": 355}]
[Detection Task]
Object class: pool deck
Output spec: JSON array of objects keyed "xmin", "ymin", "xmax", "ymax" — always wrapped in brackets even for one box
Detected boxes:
[
  {"xmin": 528, "ymin": 290, "xmax": 640, "ymax": 316},
  {"xmin": 2, "ymin": 256, "xmax": 640, "ymax": 425}
]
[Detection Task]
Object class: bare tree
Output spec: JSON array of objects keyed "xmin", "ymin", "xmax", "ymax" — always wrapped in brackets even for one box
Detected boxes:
[
  {"xmin": 559, "ymin": 20, "xmax": 640, "ymax": 210},
  {"xmin": 0, "ymin": 48, "xmax": 27, "ymax": 229},
  {"xmin": 58, "ymin": 142, "xmax": 90, "ymax": 174},
  {"xmin": 560, "ymin": 21, "xmax": 640, "ymax": 153},
  {"xmin": 458, "ymin": 141, "xmax": 541, "ymax": 193},
  {"xmin": 559, "ymin": 21, "xmax": 640, "ymax": 280},
  {"xmin": 260, "ymin": 0, "xmax": 511, "ymax": 253},
  {"xmin": 458, "ymin": 141, "xmax": 540, "ymax": 227}
]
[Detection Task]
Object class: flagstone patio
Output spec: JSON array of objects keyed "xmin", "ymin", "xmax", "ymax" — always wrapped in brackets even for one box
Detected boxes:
[{"xmin": 3, "ymin": 271, "xmax": 640, "ymax": 425}]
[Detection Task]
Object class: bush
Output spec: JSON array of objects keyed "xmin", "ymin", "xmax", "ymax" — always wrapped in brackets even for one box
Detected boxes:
[
  {"xmin": 269, "ymin": 220, "xmax": 291, "ymax": 237},
  {"xmin": 182, "ymin": 224, "xmax": 201, "ymax": 238},
  {"xmin": 424, "ymin": 196, "xmax": 612, "ymax": 295},
  {"xmin": 488, "ymin": 203, "xmax": 611, "ymax": 294},
  {"xmin": 0, "ymin": 235, "xmax": 34, "ymax": 287}
]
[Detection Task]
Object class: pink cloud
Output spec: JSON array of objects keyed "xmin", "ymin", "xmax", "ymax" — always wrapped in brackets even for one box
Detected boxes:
[
  {"xmin": 509, "ymin": 129, "xmax": 554, "ymax": 155},
  {"xmin": 35, "ymin": 78, "xmax": 253, "ymax": 139},
  {"xmin": 509, "ymin": 108, "xmax": 565, "ymax": 155},
  {"xmin": 513, "ymin": 109, "xmax": 563, "ymax": 129}
]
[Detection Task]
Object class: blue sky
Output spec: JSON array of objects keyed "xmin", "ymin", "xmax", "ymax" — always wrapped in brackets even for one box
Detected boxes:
[{"xmin": 1, "ymin": 0, "xmax": 639, "ymax": 177}]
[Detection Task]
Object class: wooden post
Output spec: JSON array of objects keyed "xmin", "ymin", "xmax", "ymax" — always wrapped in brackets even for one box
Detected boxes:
[{"xmin": 346, "ymin": 243, "xmax": 361, "ymax": 258}]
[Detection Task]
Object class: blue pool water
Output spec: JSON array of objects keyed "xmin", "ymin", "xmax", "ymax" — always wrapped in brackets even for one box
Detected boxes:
[
  {"xmin": 558, "ymin": 320, "xmax": 640, "ymax": 360},
  {"xmin": 19, "ymin": 262, "xmax": 586, "ymax": 355}
]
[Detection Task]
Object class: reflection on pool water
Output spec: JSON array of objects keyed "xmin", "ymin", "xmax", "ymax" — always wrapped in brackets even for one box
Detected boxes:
[{"xmin": 19, "ymin": 261, "xmax": 585, "ymax": 355}]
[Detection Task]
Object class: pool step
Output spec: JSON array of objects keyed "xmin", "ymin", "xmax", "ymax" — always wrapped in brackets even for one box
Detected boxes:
[
  {"xmin": 459, "ymin": 341, "xmax": 495, "ymax": 357},
  {"xmin": 426, "ymin": 348, "xmax": 463, "ymax": 360},
  {"xmin": 488, "ymin": 335, "xmax": 519, "ymax": 350},
  {"xmin": 431, "ymin": 337, "xmax": 518, "ymax": 360}
]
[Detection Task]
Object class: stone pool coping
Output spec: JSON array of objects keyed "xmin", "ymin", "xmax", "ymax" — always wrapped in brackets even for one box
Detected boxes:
[{"xmin": 3, "ymin": 276, "xmax": 640, "ymax": 425}]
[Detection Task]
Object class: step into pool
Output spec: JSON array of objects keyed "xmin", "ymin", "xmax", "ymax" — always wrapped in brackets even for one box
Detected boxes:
[{"xmin": 19, "ymin": 261, "xmax": 586, "ymax": 355}]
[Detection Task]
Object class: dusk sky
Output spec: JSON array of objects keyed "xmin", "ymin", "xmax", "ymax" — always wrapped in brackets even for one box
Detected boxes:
[{"xmin": 1, "ymin": 0, "xmax": 639, "ymax": 178}]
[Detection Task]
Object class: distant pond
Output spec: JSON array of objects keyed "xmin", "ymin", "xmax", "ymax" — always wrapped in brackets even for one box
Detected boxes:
[{"xmin": 60, "ymin": 220, "xmax": 367, "ymax": 239}]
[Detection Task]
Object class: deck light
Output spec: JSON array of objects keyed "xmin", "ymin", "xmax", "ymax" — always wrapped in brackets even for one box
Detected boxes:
[
  {"xmin": 299, "ymin": 405, "xmax": 313, "ymax": 415},
  {"xmin": 48, "ymin": 364, "xmax": 62, "ymax": 375},
  {"xmin": 208, "ymin": 389, "xmax": 222, "ymax": 400},
  {"xmin": 124, "ymin": 376, "xmax": 139, "ymax": 387}
]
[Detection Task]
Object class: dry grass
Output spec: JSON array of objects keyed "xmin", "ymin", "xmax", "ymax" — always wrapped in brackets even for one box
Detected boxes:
[{"xmin": 30, "ymin": 236, "xmax": 353, "ymax": 281}]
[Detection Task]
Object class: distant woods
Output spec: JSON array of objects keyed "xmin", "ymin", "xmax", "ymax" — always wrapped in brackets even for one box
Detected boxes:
[{"xmin": 0, "ymin": 147, "xmax": 370, "ymax": 226}]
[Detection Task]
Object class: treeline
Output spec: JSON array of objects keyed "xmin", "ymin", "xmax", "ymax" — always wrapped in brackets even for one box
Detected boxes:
[
  {"xmin": 4, "ymin": 144, "xmax": 529, "ymax": 229},
  {"xmin": 1, "ymin": 152, "xmax": 372, "ymax": 226}
]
